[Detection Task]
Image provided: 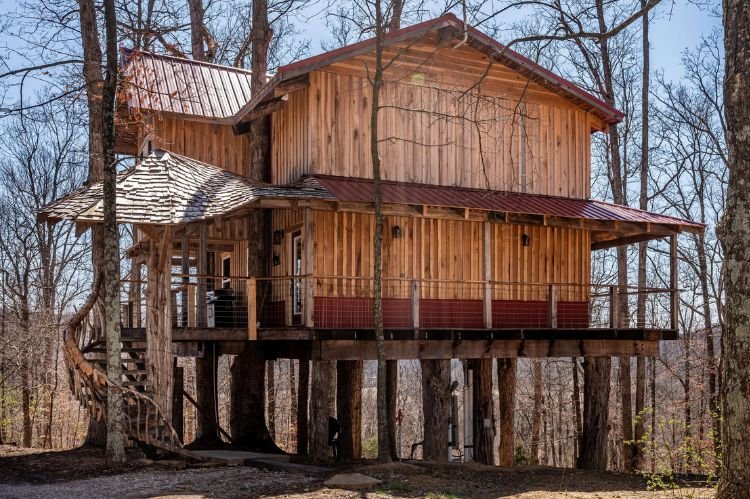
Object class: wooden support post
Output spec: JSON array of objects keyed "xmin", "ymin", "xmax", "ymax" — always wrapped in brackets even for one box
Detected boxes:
[
  {"xmin": 471, "ymin": 358, "xmax": 494, "ymax": 465},
  {"xmin": 412, "ymin": 280, "xmax": 420, "ymax": 330},
  {"xmin": 309, "ymin": 360, "xmax": 333, "ymax": 462},
  {"xmin": 303, "ymin": 208, "xmax": 314, "ymax": 328},
  {"xmin": 197, "ymin": 224, "xmax": 208, "ymax": 328},
  {"xmin": 548, "ymin": 284, "xmax": 558, "ymax": 328},
  {"xmin": 609, "ymin": 286, "xmax": 619, "ymax": 329},
  {"xmin": 297, "ymin": 359, "xmax": 310, "ymax": 455},
  {"xmin": 247, "ymin": 278, "xmax": 257, "ymax": 340},
  {"xmin": 670, "ymin": 235, "xmax": 679, "ymax": 330},
  {"xmin": 181, "ymin": 236, "xmax": 189, "ymax": 327},
  {"xmin": 483, "ymin": 222, "xmax": 493, "ymax": 329},
  {"xmin": 337, "ymin": 360, "xmax": 363, "ymax": 459},
  {"xmin": 172, "ymin": 363, "xmax": 184, "ymax": 443}
]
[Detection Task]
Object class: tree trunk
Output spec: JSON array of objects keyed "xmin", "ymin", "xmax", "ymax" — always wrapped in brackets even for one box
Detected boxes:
[
  {"xmin": 370, "ymin": 0, "xmax": 390, "ymax": 463},
  {"xmin": 101, "ymin": 0, "xmax": 125, "ymax": 466},
  {"xmin": 496, "ymin": 358, "xmax": 517, "ymax": 467},
  {"xmin": 229, "ymin": 344, "xmax": 280, "ymax": 452},
  {"xmin": 633, "ymin": 0, "xmax": 650, "ymax": 471},
  {"xmin": 717, "ymin": 3, "xmax": 750, "ymax": 496},
  {"xmin": 578, "ymin": 357, "xmax": 611, "ymax": 471},
  {"xmin": 619, "ymin": 357, "xmax": 634, "ymax": 471},
  {"xmin": 337, "ymin": 360, "xmax": 363, "ymax": 460},
  {"xmin": 267, "ymin": 360, "xmax": 276, "ymax": 440},
  {"xmin": 191, "ymin": 345, "xmax": 222, "ymax": 448},
  {"xmin": 77, "ymin": 0, "xmax": 107, "ymax": 450},
  {"xmin": 187, "ymin": 0, "xmax": 206, "ymax": 60},
  {"xmin": 421, "ymin": 359, "xmax": 450, "ymax": 462},
  {"xmin": 290, "ymin": 359, "xmax": 298, "ymax": 450},
  {"xmin": 309, "ymin": 360, "xmax": 333, "ymax": 462},
  {"xmin": 21, "ymin": 356, "xmax": 31, "ymax": 447},
  {"xmin": 172, "ymin": 364, "xmax": 184, "ymax": 443},
  {"xmin": 530, "ymin": 360, "xmax": 543, "ymax": 464},
  {"xmin": 229, "ymin": 0, "xmax": 276, "ymax": 450},
  {"xmin": 472, "ymin": 359, "xmax": 494, "ymax": 465},
  {"xmin": 572, "ymin": 357, "xmax": 583, "ymax": 462},
  {"xmin": 297, "ymin": 359, "xmax": 310, "ymax": 455},
  {"xmin": 386, "ymin": 360, "xmax": 399, "ymax": 460}
]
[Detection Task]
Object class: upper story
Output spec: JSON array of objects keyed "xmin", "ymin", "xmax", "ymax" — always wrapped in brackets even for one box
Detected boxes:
[{"xmin": 117, "ymin": 14, "xmax": 622, "ymax": 200}]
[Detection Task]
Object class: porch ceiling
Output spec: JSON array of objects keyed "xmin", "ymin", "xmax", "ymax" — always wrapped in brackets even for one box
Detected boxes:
[{"xmin": 37, "ymin": 150, "xmax": 333, "ymax": 226}]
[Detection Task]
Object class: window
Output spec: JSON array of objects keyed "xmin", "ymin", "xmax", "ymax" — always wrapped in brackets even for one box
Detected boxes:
[
  {"xmin": 292, "ymin": 233, "xmax": 302, "ymax": 315},
  {"xmin": 222, "ymin": 255, "xmax": 231, "ymax": 289}
]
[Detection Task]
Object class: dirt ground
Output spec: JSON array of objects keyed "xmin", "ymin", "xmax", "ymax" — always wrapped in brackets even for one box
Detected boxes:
[{"xmin": 0, "ymin": 445, "xmax": 715, "ymax": 498}]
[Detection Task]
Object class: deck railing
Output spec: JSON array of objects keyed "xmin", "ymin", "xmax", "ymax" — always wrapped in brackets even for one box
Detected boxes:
[{"xmin": 120, "ymin": 274, "xmax": 677, "ymax": 337}]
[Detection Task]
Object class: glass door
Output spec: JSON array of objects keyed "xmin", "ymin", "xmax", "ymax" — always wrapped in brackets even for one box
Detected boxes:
[{"xmin": 292, "ymin": 232, "xmax": 303, "ymax": 317}]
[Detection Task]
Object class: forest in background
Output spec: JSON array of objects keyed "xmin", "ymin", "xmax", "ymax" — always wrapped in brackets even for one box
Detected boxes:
[{"xmin": 0, "ymin": 0, "xmax": 726, "ymax": 481}]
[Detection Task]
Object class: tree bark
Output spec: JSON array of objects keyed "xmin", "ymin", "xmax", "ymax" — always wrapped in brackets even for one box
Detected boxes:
[
  {"xmin": 101, "ymin": 0, "xmax": 125, "ymax": 467},
  {"xmin": 229, "ymin": 0, "xmax": 275, "ymax": 449},
  {"xmin": 267, "ymin": 360, "xmax": 276, "ymax": 440},
  {"xmin": 619, "ymin": 357, "xmax": 634, "ymax": 471},
  {"xmin": 229, "ymin": 343, "xmax": 281, "ymax": 452},
  {"xmin": 496, "ymin": 358, "xmax": 517, "ymax": 467},
  {"xmin": 309, "ymin": 360, "xmax": 333, "ymax": 462},
  {"xmin": 337, "ymin": 360, "xmax": 362, "ymax": 460},
  {"xmin": 717, "ymin": 2, "xmax": 750, "ymax": 496},
  {"xmin": 572, "ymin": 357, "xmax": 583, "ymax": 462},
  {"xmin": 370, "ymin": 0, "xmax": 390, "ymax": 463},
  {"xmin": 472, "ymin": 359, "xmax": 494, "ymax": 465},
  {"xmin": 421, "ymin": 359, "xmax": 450, "ymax": 462},
  {"xmin": 77, "ymin": 0, "xmax": 107, "ymax": 450},
  {"xmin": 190, "ymin": 345, "xmax": 222, "ymax": 448},
  {"xmin": 530, "ymin": 359, "xmax": 543, "ymax": 464},
  {"xmin": 297, "ymin": 359, "xmax": 310, "ymax": 455},
  {"xmin": 578, "ymin": 357, "xmax": 611, "ymax": 471},
  {"xmin": 386, "ymin": 359, "xmax": 398, "ymax": 460}
]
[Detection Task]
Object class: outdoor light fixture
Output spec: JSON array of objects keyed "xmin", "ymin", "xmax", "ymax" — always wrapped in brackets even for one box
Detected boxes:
[
  {"xmin": 392, "ymin": 225, "xmax": 402, "ymax": 239},
  {"xmin": 521, "ymin": 233, "xmax": 531, "ymax": 247},
  {"xmin": 272, "ymin": 253, "xmax": 281, "ymax": 266},
  {"xmin": 273, "ymin": 230, "xmax": 284, "ymax": 245}
]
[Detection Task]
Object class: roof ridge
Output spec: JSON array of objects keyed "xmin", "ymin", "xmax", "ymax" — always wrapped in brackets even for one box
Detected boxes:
[{"xmin": 121, "ymin": 47, "xmax": 254, "ymax": 75}]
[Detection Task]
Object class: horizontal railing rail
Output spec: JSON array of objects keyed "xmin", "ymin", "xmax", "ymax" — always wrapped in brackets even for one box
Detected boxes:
[{"xmin": 117, "ymin": 274, "xmax": 677, "ymax": 336}]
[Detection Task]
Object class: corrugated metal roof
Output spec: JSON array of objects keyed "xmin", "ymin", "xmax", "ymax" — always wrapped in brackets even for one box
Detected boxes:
[
  {"xmin": 307, "ymin": 175, "xmax": 703, "ymax": 232},
  {"xmin": 39, "ymin": 151, "xmax": 333, "ymax": 225},
  {"xmin": 121, "ymin": 49, "xmax": 254, "ymax": 120},
  {"xmin": 236, "ymin": 13, "xmax": 624, "ymax": 126}
]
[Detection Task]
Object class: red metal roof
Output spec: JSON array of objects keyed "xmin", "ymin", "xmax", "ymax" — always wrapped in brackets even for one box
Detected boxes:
[
  {"xmin": 236, "ymin": 14, "xmax": 624, "ymax": 126},
  {"xmin": 121, "ymin": 48, "xmax": 254, "ymax": 120},
  {"xmin": 307, "ymin": 175, "xmax": 703, "ymax": 232}
]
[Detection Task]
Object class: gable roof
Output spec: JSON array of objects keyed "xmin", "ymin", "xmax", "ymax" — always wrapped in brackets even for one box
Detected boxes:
[
  {"xmin": 120, "ymin": 48, "xmax": 254, "ymax": 121},
  {"xmin": 234, "ymin": 13, "xmax": 624, "ymax": 126}
]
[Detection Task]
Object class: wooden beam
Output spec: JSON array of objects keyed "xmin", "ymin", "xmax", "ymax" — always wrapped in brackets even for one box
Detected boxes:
[
  {"xmin": 314, "ymin": 339, "xmax": 660, "ymax": 360},
  {"xmin": 233, "ymin": 96, "xmax": 287, "ymax": 135},
  {"xmin": 197, "ymin": 223, "xmax": 208, "ymax": 328},
  {"xmin": 548, "ymin": 284, "xmax": 558, "ymax": 328},
  {"xmin": 591, "ymin": 231, "xmax": 677, "ymax": 251},
  {"xmin": 247, "ymin": 277, "xmax": 257, "ymax": 340},
  {"xmin": 273, "ymin": 74, "xmax": 310, "ymax": 97}
]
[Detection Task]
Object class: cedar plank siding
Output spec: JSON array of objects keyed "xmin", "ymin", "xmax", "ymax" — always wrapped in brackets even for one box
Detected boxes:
[{"xmin": 271, "ymin": 36, "xmax": 594, "ymax": 198}]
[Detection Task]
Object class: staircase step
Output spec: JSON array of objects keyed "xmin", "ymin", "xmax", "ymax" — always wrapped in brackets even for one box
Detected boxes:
[
  {"xmin": 123, "ymin": 369, "xmax": 148, "ymax": 376},
  {"xmin": 122, "ymin": 380, "xmax": 150, "ymax": 388},
  {"xmin": 87, "ymin": 347, "xmax": 145, "ymax": 354}
]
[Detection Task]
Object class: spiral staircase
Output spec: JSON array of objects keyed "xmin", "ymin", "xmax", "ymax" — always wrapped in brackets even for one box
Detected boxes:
[{"xmin": 64, "ymin": 280, "xmax": 186, "ymax": 456}]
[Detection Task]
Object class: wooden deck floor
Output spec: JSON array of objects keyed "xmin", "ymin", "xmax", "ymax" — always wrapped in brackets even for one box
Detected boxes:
[{"xmin": 121, "ymin": 326, "xmax": 675, "ymax": 359}]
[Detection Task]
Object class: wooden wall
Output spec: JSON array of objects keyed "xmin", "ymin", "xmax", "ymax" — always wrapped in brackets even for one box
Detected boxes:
[
  {"xmin": 270, "ymin": 35, "xmax": 596, "ymax": 198},
  {"xmin": 150, "ymin": 117, "xmax": 250, "ymax": 175},
  {"xmin": 265, "ymin": 209, "xmax": 590, "ymax": 301}
]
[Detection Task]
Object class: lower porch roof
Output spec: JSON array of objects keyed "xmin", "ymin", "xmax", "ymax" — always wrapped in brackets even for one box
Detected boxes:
[{"xmin": 38, "ymin": 151, "xmax": 703, "ymax": 248}]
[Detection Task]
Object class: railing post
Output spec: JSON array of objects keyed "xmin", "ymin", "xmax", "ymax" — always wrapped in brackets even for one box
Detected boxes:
[
  {"xmin": 247, "ymin": 277, "xmax": 257, "ymax": 340},
  {"xmin": 484, "ymin": 281, "xmax": 493, "ymax": 329},
  {"xmin": 304, "ymin": 275, "xmax": 314, "ymax": 328},
  {"xmin": 197, "ymin": 223, "xmax": 208, "ymax": 328},
  {"xmin": 548, "ymin": 284, "xmax": 558, "ymax": 328},
  {"xmin": 670, "ymin": 235, "xmax": 679, "ymax": 330},
  {"xmin": 412, "ymin": 280, "xmax": 420, "ymax": 330},
  {"xmin": 609, "ymin": 286, "xmax": 619, "ymax": 329},
  {"xmin": 483, "ymin": 222, "xmax": 492, "ymax": 329}
]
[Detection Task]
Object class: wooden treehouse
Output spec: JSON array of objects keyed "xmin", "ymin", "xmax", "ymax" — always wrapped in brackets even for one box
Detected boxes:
[{"xmin": 41, "ymin": 14, "xmax": 702, "ymax": 456}]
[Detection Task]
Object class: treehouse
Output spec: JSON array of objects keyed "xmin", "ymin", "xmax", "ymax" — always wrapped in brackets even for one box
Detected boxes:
[{"xmin": 41, "ymin": 14, "xmax": 702, "ymax": 455}]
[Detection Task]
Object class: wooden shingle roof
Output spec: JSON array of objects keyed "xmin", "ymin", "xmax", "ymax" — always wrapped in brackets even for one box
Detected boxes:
[{"xmin": 38, "ymin": 151, "xmax": 333, "ymax": 225}]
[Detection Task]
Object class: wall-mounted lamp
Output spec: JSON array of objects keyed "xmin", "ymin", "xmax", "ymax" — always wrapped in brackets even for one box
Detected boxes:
[
  {"xmin": 392, "ymin": 225, "xmax": 402, "ymax": 239},
  {"xmin": 521, "ymin": 233, "xmax": 531, "ymax": 247},
  {"xmin": 272, "ymin": 230, "xmax": 284, "ymax": 245},
  {"xmin": 272, "ymin": 253, "xmax": 281, "ymax": 266}
]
